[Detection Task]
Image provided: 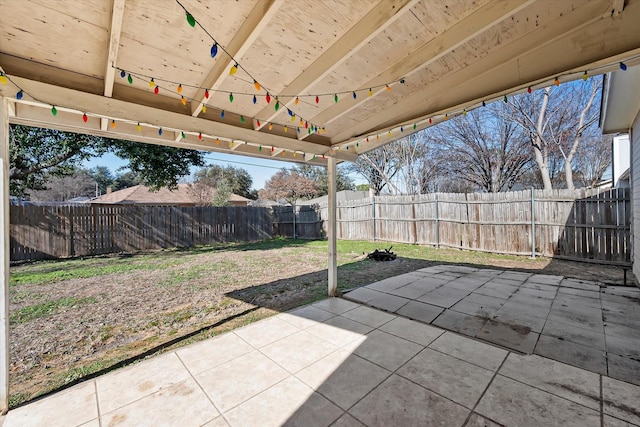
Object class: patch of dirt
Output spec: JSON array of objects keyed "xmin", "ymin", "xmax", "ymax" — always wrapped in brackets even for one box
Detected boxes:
[{"xmin": 7, "ymin": 241, "xmax": 635, "ymax": 407}]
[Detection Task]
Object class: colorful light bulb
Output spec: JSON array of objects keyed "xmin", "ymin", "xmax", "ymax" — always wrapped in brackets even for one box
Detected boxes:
[
  {"xmin": 386, "ymin": 84, "xmax": 391, "ymax": 92},
  {"xmin": 198, "ymin": 132, "xmax": 202, "ymax": 140},
  {"xmin": 259, "ymin": 146, "xmax": 262, "ymax": 152},
  {"xmin": 257, "ymin": 120, "xmax": 261, "ymax": 127},
  {"xmin": 158, "ymin": 128, "xmax": 163, "ymax": 136},
  {"xmin": 527, "ymin": 87, "xmax": 532, "ymax": 94},
  {"xmin": 0, "ymin": 73, "xmax": 6, "ymax": 85},
  {"xmin": 620, "ymin": 62, "xmax": 628, "ymax": 71},
  {"xmin": 202, "ymin": 105, "xmax": 207, "ymax": 113},
  {"xmin": 229, "ymin": 93, "xmax": 234, "ymax": 103},
  {"xmin": 127, "ymin": 74, "xmax": 133, "ymax": 84},
  {"xmin": 254, "ymin": 80, "xmax": 260, "ymax": 91},
  {"xmin": 229, "ymin": 63, "xmax": 238, "ymax": 76},
  {"xmin": 315, "ymin": 95, "xmax": 319, "ymax": 104},
  {"xmin": 268, "ymin": 123, "xmax": 273, "ymax": 130},
  {"xmin": 177, "ymin": 84, "xmax": 182, "ymax": 94},
  {"xmin": 503, "ymin": 95, "xmax": 507, "ymax": 103},
  {"xmin": 120, "ymin": 70, "xmax": 126, "ymax": 78},
  {"xmin": 16, "ymin": 90, "xmax": 23, "ymax": 100},
  {"xmin": 154, "ymin": 86, "xmax": 159, "ymax": 94},
  {"xmin": 210, "ymin": 43, "xmax": 218, "ymax": 58},
  {"xmin": 266, "ymin": 93, "xmax": 271, "ymax": 104},
  {"xmin": 181, "ymin": 96, "xmax": 186, "ymax": 105},
  {"xmin": 275, "ymin": 100, "xmax": 280, "ymax": 111},
  {"xmin": 51, "ymin": 106, "xmax": 57, "ymax": 116},
  {"xmin": 400, "ymin": 126, "xmax": 404, "ymax": 133},
  {"xmin": 582, "ymin": 71, "xmax": 588, "ymax": 81},
  {"xmin": 295, "ymin": 97, "xmax": 299, "ymax": 105},
  {"xmin": 181, "ymin": 132, "xmax": 186, "ymax": 139},
  {"xmin": 334, "ymin": 94, "xmax": 338, "ymax": 103},
  {"xmin": 149, "ymin": 78, "xmax": 155, "ymax": 89},
  {"xmin": 284, "ymin": 125, "xmax": 288, "ymax": 133},
  {"xmin": 369, "ymin": 88, "xmax": 373, "ymax": 96},
  {"xmin": 204, "ymin": 89, "xmax": 209, "ymax": 99},
  {"xmin": 220, "ymin": 110, "xmax": 225, "ymax": 119},
  {"xmin": 136, "ymin": 123, "xmax": 142, "ymax": 132},
  {"xmin": 82, "ymin": 113, "xmax": 88, "ymax": 122},
  {"xmin": 429, "ymin": 118, "xmax": 432, "ymax": 124},
  {"xmin": 413, "ymin": 123, "xmax": 417, "ymax": 130},
  {"xmin": 445, "ymin": 114, "xmax": 449, "ymax": 120},
  {"xmin": 554, "ymin": 77, "xmax": 560, "ymax": 86},
  {"xmin": 352, "ymin": 91, "xmax": 357, "ymax": 99},
  {"xmin": 186, "ymin": 12, "xmax": 196, "ymax": 27},
  {"xmin": 111, "ymin": 120, "xmax": 116, "ymax": 128},
  {"xmin": 253, "ymin": 95, "xmax": 257, "ymax": 104},
  {"xmin": 291, "ymin": 115, "xmax": 295, "ymax": 122}
]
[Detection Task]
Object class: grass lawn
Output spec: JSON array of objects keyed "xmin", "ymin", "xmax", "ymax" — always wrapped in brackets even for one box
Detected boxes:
[{"xmin": 7, "ymin": 238, "xmax": 628, "ymax": 407}]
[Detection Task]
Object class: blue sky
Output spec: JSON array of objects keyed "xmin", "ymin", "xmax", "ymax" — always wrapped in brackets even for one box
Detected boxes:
[{"xmin": 83, "ymin": 151, "xmax": 365, "ymax": 191}]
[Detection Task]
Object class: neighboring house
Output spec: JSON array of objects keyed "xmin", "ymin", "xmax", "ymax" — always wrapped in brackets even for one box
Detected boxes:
[
  {"xmin": 90, "ymin": 184, "xmax": 250, "ymax": 206},
  {"xmin": 598, "ymin": 134, "xmax": 631, "ymax": 189},
  {"xmin": 600, "ymin": 66, "xmax": 640, "ymax": 280},
  {"xmin": 297, "ymin": 190, "xmax": 370, "ymax": 206}
]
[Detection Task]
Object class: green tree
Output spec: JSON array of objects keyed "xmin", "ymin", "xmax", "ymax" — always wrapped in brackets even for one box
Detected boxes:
[
  {"xmin": 356, "ymin": 183, "xmax": 370, "ymax": 192},
  {"xmin": 9, "ymin": 124, "xmax": 205, "ymax": 196},
  {"xmin": 293, "ymin": 164, "xmax": 355, "ymax": 196},
  {"xmin": 111, "ymin": 171, "xmax": 143, "ymax": 191},
  {"xmin": 193, "ymin": 164, "xmax": 256, "ymax": 199},
  {"xmin": 89, "ymin": 166, "xmax": 115, "ymax": 195},
  {"xmin": 211, "ymin": 179, "xmax": 233, "ymax": 207}
]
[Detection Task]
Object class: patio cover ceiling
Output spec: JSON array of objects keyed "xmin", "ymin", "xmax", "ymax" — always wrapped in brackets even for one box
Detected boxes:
[{"xmin": 1, "ymin": 0, "xmax": 640, "ymax": 165}]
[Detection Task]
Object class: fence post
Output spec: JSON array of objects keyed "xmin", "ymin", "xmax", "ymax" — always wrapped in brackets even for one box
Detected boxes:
[
  {"xmin": 292, "ymin": 202, "xmax": 296, "ymax": 239},
  {"xmin": 371, "ymin": 196, "xmax": 376, "ymax": 242},
  {"xmin": 411, "ymin": 196, "xmax": 417, "ymax": 244},
  {"xmin": 435, "ymin": 193, "xmax": 440, "ymax": 249},
  {"xmin": 531, "ymin": 187, "xmax": 536, "ymax": 259}
]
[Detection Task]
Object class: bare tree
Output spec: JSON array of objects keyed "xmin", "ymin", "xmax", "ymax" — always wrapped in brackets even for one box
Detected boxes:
[
  {"xmin": 573, "ymin": 135, "xmax": 613, "ymax": 187},
  {"xmin": 432, "ymin": 106, "xmax": 533, "ymax": 192},
  {"xmin": 259, "ymin": 170, "xmax": 319, "ymax": 205},
  {"xmin": 29, "ymin": 170, "xmax": 97, "ymax": 202},
  {"xmin": 346, "ymin": 144, "xmax": 401, "ymax": 195},
  {"xmin": 505, "ymin": 77, "xmax": 602, "ymax": 190}
]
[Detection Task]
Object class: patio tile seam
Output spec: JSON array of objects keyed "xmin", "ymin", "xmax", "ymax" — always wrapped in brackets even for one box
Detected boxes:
[
  {"xmin": 424, "ymin": 338, "xmax": 507, "ymax": 373},
  {"xmin": 600, "ymin": 373, "xmax": 604, "ymax": 427},
  {"xmin": 93, "ymin": 380, "xmax": 103, "ymax": 427},
  {"xmin": 174, "ymin": 351, "xmax": 223, "ymax": 420},
  {"xmin": 494, "ymin": 372, "xmax": 604, "ymax": 415},
  {"xmin": 461, "ymin": 349, "xmax": 511, "ymax": 426}
]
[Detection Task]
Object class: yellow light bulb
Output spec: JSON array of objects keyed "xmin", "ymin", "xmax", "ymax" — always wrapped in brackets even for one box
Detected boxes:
[
  {"xmin": 229, "ymin": 63, "xmax": 238, "ymax": 76},
  {"xmin": 295, "ymin": 97, "xmax": 299, "ymax": 105},
  {"xmin": 268, "ymin": 124, "xmax": 273, "ymax": 130},
  {"xmin": 0, "ymin": 74, "xmax": 6, "ymax": 85},
  {"xmin": 369, "ymin": 88, "xmax": 373, "ymax": 96},
  {"xmin": 291, "ymin": 115, "xmax": 295, "ymax": 122},
  {"xmin": 149, "ymin": 79, "xmax": 155, "ymax": 89},
  {"xmin": 202, "ymin": 105, "xmax": 207, "ymax": 113},
  {"xmin": 136, "ymin": 123, "xmax": 142, "ymax": 132},
  {"xmin": 284, "ymin": 126, "xmax": 288, "ymax": 133}
]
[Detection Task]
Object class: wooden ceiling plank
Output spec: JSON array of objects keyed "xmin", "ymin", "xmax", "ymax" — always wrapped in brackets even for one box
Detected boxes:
[
  {"xmin": 299, "ymin": 0, "xmax": 534, "ymax": 142},
  {"xmin": 252, "ymin": 0, "xmax": 417, "ymax": 131},
  {"xmin": 331, "ymin": 0, "xmax": 620, "ymax": 144},
  {"xmin": 2, "ymin": 76, "xmax": 356, "ymax": 162},
  {"xmin": 101, "ymin": 0, "xmax": 126, "ymax": 131},
  {"xmin": 190, "ymin": 0, "xmax": 285, "ymax": 117}
]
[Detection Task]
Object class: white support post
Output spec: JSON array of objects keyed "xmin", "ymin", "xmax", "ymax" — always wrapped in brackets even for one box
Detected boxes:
[
  {"xmin": 327, "ymin": 157, "xmax": 337, "ymax": 297},
  {"xmin": 0, "ymin": 97, "xmax": 10, "ymax": 414}
]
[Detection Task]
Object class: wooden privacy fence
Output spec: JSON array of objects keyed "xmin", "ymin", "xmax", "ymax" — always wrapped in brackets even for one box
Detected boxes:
[
  {"xmin": 10, "ymin": 205, "xmax": 273, "ymax": 261},
  {"xmin": 316, "ymin": 188, "xmax": 631, "ymax": 266}
]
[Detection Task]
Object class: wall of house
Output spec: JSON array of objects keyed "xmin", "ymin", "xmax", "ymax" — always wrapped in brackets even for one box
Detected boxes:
[
  {"xmin": 614, "ymin": 134, "xmax": 631, "ymax": 187},
  {"xmin": 632, "ymin": 114, "xmax": 640, "ymax": 281}
]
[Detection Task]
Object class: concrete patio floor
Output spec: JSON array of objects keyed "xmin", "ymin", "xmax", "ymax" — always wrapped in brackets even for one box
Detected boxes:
[
  {"xmin": 3, "ymin": 285, "xmax": 640, "ymax": 426},
  {"xmin": 346, "ymin": 265, "xmax": 640, "ymax": 385}
]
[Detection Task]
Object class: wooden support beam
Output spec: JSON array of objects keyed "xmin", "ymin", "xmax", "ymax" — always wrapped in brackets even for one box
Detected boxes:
[
  {"xmin": 298, "ymin": 0, "xmax": 534, "ymax": 141},
  {"xmin": 190, "ymin": 0, "xmax": 284, "ymax": 117},
  {"xmin": 0, "ymin": 97, "xmax": 9, "ymax": 415},
  {"xmin": 331, "ymin": 0, "xmax": 626, "ymax": 144},
  {"xmin": 101, "ymin": 0, "xmax": 126, "ymax": 131},
  {"xmin": 253, "ymin": 0, "xmax": 417, "ymax": 131},
  {"xmin": 327, "ymin": 156, "xmax": 337, "ymax": 297},
  {"xmin": 0, "ymin": 76, "xmax": 357, "ymax": 162}
]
